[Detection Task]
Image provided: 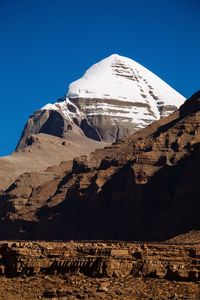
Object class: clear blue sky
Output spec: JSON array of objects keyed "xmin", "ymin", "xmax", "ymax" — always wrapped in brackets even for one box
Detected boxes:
[{"xmin": 0, "ymin": 0, "xmax": 200, "ymax": 156}]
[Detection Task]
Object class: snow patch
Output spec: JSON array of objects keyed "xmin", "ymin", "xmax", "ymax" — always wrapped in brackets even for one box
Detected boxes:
[{"xmin": 41, "ymin": 103, "xmax": 59, "ymax": 111}]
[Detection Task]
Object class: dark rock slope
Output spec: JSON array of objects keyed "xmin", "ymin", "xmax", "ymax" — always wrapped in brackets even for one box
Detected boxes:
[{"xmin": 0, "ymin": 91, "xmax": 200, "ymax": 241}]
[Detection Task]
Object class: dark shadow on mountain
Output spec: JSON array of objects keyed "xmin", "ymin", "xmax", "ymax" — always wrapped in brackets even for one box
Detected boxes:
[
  {"xmin": 30, "ymin": 145, "xmax": 200, "ymax": 241},
  {"xmin": 80, "ymin": 118, "xmax": 102, "ymax": 141},
  {"xmin": 39, "ymin": 110, "xmax": 65, "ymax": 138},
  {"xmin": 1, "ymin": 142, "xmax": 200, "ymax": 241}
]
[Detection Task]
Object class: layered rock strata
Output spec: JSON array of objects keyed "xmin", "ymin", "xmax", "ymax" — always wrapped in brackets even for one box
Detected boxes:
[{"xmin": 0, "ymin": 241, "xmax": 199, "ymax": 282}]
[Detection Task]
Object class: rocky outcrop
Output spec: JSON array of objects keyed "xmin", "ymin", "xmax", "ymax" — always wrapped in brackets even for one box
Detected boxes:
[
  {"xmin": 0, "ymin": 241, "xmax": 199, "ymax": 282},
  {"xmin": 16, "ymin": 109, "xmax": 67, "ymax": 150}
]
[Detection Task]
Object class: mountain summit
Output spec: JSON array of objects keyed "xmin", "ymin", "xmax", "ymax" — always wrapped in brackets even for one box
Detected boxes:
[
  {"xmin": 68, "ymin": 54, "xmax": 184, "ymax": 119},
  {"xmin": 17, "ymin": 54, "xmax": 185, "ymax": 149}
]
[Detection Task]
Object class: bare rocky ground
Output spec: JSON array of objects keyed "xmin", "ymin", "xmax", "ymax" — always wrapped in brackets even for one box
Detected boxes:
[
  {"xmin": 0, "ymin": 274, "xmax": 200, "ymax": 300},
  {"xmin": 0, "ymin": 241, "xmax": 199, "ymax": 299}
]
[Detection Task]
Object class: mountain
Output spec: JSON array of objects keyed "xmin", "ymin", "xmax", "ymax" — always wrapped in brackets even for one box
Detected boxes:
[
  {"xmin": 17, "ymin": 54, "xmax": 185, "ymax": 149},
  {"xmin": 0, "ymin": 91, "xmax": 199, "ymax": 241},
  {"xmin": 0, "ymin": 54, "xmax": 184, "ymax": 191}
]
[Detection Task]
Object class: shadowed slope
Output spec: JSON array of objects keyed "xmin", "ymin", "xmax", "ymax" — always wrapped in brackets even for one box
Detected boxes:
[{"xmin": 0, "ymin": 92, "xmax": 199, "ymax": 241}]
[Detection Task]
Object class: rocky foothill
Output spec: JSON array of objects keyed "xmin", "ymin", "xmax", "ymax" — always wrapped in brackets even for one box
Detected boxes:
[{"xmin": 0, "ymin": 92, "xmax": 200, "ymax": 242}]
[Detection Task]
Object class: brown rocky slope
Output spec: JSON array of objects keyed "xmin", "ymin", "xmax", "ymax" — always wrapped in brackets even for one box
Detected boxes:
[
  {"xmin": 1, "ymin": 91, "xmax": 200, "ymax": 241},
  {"xmin": 0, "ymin": 132, "xmax": 107, "ymax": 191}
]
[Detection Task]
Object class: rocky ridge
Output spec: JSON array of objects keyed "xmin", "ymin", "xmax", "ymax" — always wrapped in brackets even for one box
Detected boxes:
[{"xmin": 0, "ymin": 91, "xmax": 199, "ymax": 241}]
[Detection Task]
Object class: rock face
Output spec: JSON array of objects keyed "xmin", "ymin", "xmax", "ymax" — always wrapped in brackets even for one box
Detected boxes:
[
  {"xmin": 0, "ymin": 91, "xmax": 200, "ymax": 241},
  {"xmin": 17, "ymin": 54, "xmax": 185, "ymax": 149}
]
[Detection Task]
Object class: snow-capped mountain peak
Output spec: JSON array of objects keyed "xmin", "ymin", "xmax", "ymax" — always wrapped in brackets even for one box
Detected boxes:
[
  {"xmin": 17, "ymin": 54, "xmax": 185, "ymax": 149},
  {"xmin": 67, "ymin": 54, "xmax": 184, "ymax": 117}
]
